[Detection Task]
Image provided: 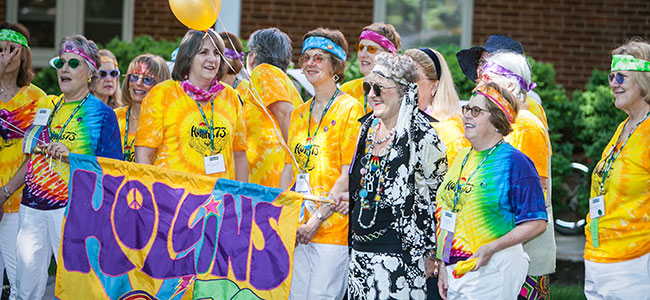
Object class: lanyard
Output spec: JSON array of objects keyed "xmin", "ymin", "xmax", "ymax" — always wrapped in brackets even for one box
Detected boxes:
[
  {"xmin": 47, "ymin": 93, "xmax": 90, "ymax": 142},
  {"xmin": 363, "ymin": 94, "xmax": 368, "ymax": 114},
  {"xmin": 452, "ymin": 140, "xmax": 504, "ymax": 212},
  {"xmin": 303, "ymin": 88, "xmax": 339, "ymax": 170},
  {"xmin": 123, "ymin": 106, "xmax": 135, "ymax": 161},
  {"xmin": 598, "ymin": 111, "xmax": 650, "ymax": 194},
  {"xmin": 194, "ymin": 97, "xmax": 215, "ymax": 153}
]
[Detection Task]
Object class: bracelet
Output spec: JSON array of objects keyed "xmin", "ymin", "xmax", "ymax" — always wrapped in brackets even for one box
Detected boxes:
[{"xmin": 1, "ymin": 186, "xmax": 10, "ymax": 198}]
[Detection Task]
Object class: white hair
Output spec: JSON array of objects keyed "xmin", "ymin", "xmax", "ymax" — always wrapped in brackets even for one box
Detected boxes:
[{"xmin": 484, "ymin": 51, "xmax": 531, "ymax": 102}]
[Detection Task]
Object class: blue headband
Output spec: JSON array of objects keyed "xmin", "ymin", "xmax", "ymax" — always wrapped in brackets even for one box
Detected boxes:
[{"xmin": 302, "ymin": 36, "xmax": 347, "ymax": 61}]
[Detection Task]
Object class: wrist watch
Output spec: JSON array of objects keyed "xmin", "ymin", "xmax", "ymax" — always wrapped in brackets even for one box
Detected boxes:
[
  {"xmin": 316, "ymin": 211, "xmax": 324, "ymax": 221},
  {"xmin": 1, "ymin": 186, "xmax": 10, "ymax": 198}
]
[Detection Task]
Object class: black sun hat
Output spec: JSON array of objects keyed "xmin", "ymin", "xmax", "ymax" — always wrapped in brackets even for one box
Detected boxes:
[{"xmin": 456, "ymin": 35, "xmax": 524, "ymax": 82}]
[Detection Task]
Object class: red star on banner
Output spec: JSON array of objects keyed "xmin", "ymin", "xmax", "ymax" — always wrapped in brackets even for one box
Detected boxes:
[{"xmin": 203, "ymin": 196, "xmax": 221, "ymax": 216}]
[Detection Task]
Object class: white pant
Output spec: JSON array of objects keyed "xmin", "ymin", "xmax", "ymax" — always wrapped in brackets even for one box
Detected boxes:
[
  {"xmin": 289, "ymin": 242, "xmax": 349, "ymax": 300},
  {"xmin": 446, "ymin": 244, "xmax": 529, "ymax": 300},
  {"xmin": 0, "ymin": 212, "xmax": 19, "ymax": 300},
  {"xmin": 15, "ymin": 205, "xmax": 65, "ymax": 300},
  {"xmin": 585, "ymin": 253, "xmax": 650, "ymax": 300}
]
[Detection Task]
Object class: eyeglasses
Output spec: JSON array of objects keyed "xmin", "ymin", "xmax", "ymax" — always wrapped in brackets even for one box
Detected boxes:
[
  {"xmin": 53, "ymin": 58, "xmax": 80, "ymax": 69},
  {"xmin": 300, "ymin": 53, "xmax": 329, "ymax": 64},
  {"xmin": 356, "ymin": 44, "xmax": 379, "ymax": 54},
  {"xmin": 363, "ymin": 82, "xmax": 397, "ymax": 97},
  {"xmin": 462, "ymin": 105, "xmax": 490, "ymax": 117},
  {"xmin": 99, "ymin": 69, "xmax": 120, "ymax": 79},
  {"xmin": 608, "ymin": 72, "xmax": 627, "ymax": 85},
  {"xmin": 127, "ymin": 74, "xmax": 156, "ymax": 86}
]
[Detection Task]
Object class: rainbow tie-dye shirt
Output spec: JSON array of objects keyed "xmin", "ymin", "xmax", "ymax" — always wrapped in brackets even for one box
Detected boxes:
[
  {"xmin": 114, "ymin": 106, "xmax": 135, "ymax": 162},
  {"xmin": 135, "ymin": 80, "xmax": 247, "ymax": 179},
  {"xmin": 285, "ymin": 93, "xmax": 363, "ymax": 245},
  {"xmin": 22, "ymin": 94, "xmax": 122, "ymax": 210},
  {"xmin": 585, "ymin": 117, "xmax": 650, "ymax": 263},
  {"xmin": 435, "ymin": 143, "xmax": 547, "ymax": 263},
  {"xmin": 242, "ymin": 64, "xmax": 303, "ymax": 188},
  {"xmin": 340, "ymin": 78, "xmax": 372, "ymax": 113},
  {"xmin": 0, "ymin": 84, "xmax": 46, "ymax": 213}
]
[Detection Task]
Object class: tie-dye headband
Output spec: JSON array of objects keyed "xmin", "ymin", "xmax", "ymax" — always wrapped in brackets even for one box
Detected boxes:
[
  {"xmin": 61, "ymin": 42, "xmax": 97, "ymax": 69},
  {"xmin": 0, "ymin": 29, "xmax": 29, "ymax": 49},
  {"xmin": 359, "ymin": 30, "xmax": 397, "ymax": 54},
  {"xmin": 611, "ymin": 54, "xmax": 650, "ymax": 72},
  {"xmin": 482, "ymin": 61, "xmax": 536, "ymax": 92},
  {"xmin": 302, "ymin": 36, "xmax": 347, "ymax": 61},
  {"xmin": 473, "ymin": 84, "xmax": 516, "ymax": 123},
  {"xmin": 100, "ymin": 55, "xmax": 118, "ymax": 68}
]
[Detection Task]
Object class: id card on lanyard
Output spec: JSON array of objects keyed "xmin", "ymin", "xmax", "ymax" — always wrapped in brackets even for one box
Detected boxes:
[{"xmin": 194, "ymin": 97, "xmax": 226, "ymax": 175}]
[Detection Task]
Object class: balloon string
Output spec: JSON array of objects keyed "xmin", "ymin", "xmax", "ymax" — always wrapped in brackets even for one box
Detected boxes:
[{"xmin": 0, "ymin": 116, "xmax": 48, "ymax": 144}]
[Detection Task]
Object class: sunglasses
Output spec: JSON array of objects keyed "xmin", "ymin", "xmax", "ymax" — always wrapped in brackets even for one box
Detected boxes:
[
  {"xmin": 363, "ymin": 82, "xmax": 397, "ymax": 97},
  {"xmin": 127, "ymin": 74, "xmax": 156, "ymax": 86},
  {"xmin": 356, "ymin": 44, "xmax": 379, "ymax": 54},
  {"xmin": 300, "ymin": 53, "xmax": 329, "ymax": 64},
  {"xmin": 608, "ymin": 72, "xmax": 627, "ymax": 85},
  {"xmin": 99, "ymin": 69, "xmax": 120, "ymax": 79},
  {"xmin": 462, "ymin": 105, "xmax": 490, "ymax": 117},
  {"xmin": 53, "ymin": 58, "xmax": 80, "ymax": 69}
]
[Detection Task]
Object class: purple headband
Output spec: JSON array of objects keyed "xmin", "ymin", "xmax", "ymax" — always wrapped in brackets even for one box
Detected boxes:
[
  {"xmin": 482, "ymin": 61, "xmax": 536, "ymax": 92},
  {"xmin": 61, "ymin": 42, "xmax": 97, "ymax": 69},
  {"xmin": 224, "ymin": 48, "xmax": 245, "ymax": 61},
  {"xmin": 359, "ymin": 30, "xmax": 397, "ymax": 54}
]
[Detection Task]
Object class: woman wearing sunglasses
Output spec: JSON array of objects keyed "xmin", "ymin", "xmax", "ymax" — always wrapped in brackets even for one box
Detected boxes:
[
  {"xmin": 583, "ymin": 40, "xmax": 650, "ymax": 299},
  {"xmin": 278, "ymin": 28, "xmax": 363, "ymax": 300},
  {"xmin": 135, "ymin": 30, "xmax": 248, "ymax": 181},
  {"xmin": 114, "ymin": 54, "xmax": 169, "ymax": 162},
  {"xmin": 93, "ymin": 49, "xmax": 124, "ymax": 109},
  {"xmin": 332, "ymin": 52, "xmax": 447, "ymax": 299},
  {"xmin": 435, "ymin": 82, "xmax": 547, "ymax": 300},
  {"xmin": 340, "ymin": 23, "xmax": 401, "ymax": 113},
  {"xmin": 15, "ymin": 34, "xmax": 122, "ymax": 299}
]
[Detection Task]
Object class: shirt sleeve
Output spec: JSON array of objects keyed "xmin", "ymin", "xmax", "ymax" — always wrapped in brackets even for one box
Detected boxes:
[
  {"xmin": 96, "ymin": 107, "xmax": 123, "ymax": 160},
  {"xmin": 285, "ymin": 109, "xmax": 301, "ymax": 165},
  {"xmin": 134, "ymin": 84, "xmax": 166, "ymax": 149},
  {"xmin": 232, "ymin": 92, "xmax": 247, "ymax": 152},
  {"xmin": 255, "ymin": 66, "xmax": 295, "ymax": 107},
  {"xmin": 512, "ymin": 126, "xmax": 550, "ymax": 178},
  {"xmin": 509, "ymin": 152, "xmax": 548, "ymax": 224}
]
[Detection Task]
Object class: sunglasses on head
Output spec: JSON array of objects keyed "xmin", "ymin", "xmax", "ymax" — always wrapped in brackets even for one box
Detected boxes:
[
  {"xmin": 99, "ymin": 69, "xmax": 120, "ymax": 79},
  {"xmin": 363, "ymin": 82, "xmax": 397, "ymax": 97},
  {"xmin": 300, "ymin": 52, "xmax": 329, "ymax": 64},
  {"xmin": 356, "ymin": 44, "xmax": 379, "ymax": 54},
  {"xmin": 608, "ymin": 72, "xmax": 627, "ymax": 85},
  {"xmin": 127, "ymin": 74, "xmax": 156, "ymax": 86},
  {"xmin": 462, "ymin": 105, "xmax": 490, "ymax": 117},
  {"xmin": 53, "ymin": 58, "xmax": 80, "ymax": 69}
]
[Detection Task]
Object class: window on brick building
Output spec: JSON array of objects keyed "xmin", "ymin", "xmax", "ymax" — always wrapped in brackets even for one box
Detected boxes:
[
  {"xmin": 17, "ymin": 0, "xmax": 57, "ymax": 48},
  {"xmin": 374, "ymin": 0, "xmax": 473, "ymax": 48},
  {"xmin": 84, "ymin": 0, "xmax": 124, "ymax": 45}
]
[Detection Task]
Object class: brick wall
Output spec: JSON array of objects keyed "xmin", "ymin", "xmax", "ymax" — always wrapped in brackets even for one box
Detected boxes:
[
  {"xmin": 240, "ymin": 0, "xmax": 374, "ymax": 63},
  {"xmin": 133, "ymin": 0, "xmax": 188, "ymax": 41},
  {"xmin": 0, "ymin": 0, "xmax": 5, "ymax": 23},
  {"xmin": 472, "ymin": 0, "xmax": 650, "ymax": 92}
]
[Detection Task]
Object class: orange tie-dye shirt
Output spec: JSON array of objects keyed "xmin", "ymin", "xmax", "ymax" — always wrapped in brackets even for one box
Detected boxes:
[
  {"xmin": 135, "ymin": 80, "xmax": 247, "ymax": 179},
  {"xmin": 505, "ymin": 110, "xmax": 550, "ymax": 179},
  {"xmin": 525, "ymin": 96, "xmax": 548, "ymax": 130},
  {"xmin": 431, "ymin": 115, "xmax": 470, "ymax": 166},
  {"xmin": 0, "ymin": 84, "xmax": 46, "ymax": 213},
  {"xmin": 235, "ymin": 78, "xmax": 250, "ymax": 105},
  {"xmin": 242, "ymin": 64, "xmax": 303, "ymax": 188},
  {"xmin": 340, "ymin": 77, "xmax": 372, "ymax": 113},
  {"xmin": 285, "ymin": 93, "xmax": 363, "ymax": 245},
  {"xmin": 585, "ymin": 117, "xmax": 650, "ymax": 263},
  {"xmin": 114, "ymin": 106, "xmax": 136, "ymax": 162}
]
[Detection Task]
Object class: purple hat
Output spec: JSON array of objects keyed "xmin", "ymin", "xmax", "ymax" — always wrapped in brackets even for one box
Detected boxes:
[{"xmin": 456, "ymin": 35, "xmax": 524, "ymax": 82}]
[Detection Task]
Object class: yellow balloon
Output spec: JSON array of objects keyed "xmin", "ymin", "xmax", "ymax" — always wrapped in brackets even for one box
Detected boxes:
[{"xmin": 169, "ymin": 0, "xmax": 222, "ymax": 31}]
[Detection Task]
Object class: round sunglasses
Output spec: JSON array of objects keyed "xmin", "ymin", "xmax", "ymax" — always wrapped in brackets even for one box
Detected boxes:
[
  {"xmin": 127, "ymin": 74, "xmax": 156, "ymax": 86},
  {"xmin": 99, "ymin": 69, "xmax": 120, "ymax": 79},
  {"xmin": 300, "ymin": 53, "xmax": 329, "ymax": 64},
  {"xmin": 608, "ymin": 72, "xmax": 627, "ymax": 85},
  {"xmin": 356, "ymin": 43, "xmax": 379, "ymax": 54},
  {"xmin": 462, "ymin": 105, "xmax": 490, "ymax": 117},
  {"xmin": 53, "ymin": 58, "xmax": 80, "ymax": 69},
  {"xmin": 363, "ymin": 82, "xmax": 397, "ymax": 97}
]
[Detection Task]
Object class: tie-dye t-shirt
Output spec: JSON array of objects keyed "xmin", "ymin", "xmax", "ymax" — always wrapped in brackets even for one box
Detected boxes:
[
  {"xmin": 135, "ymin": 80, "xmax": 247, "ymax": 179},
  {"xmin": 435, "ymin": 143, "xmax": 547, "ymax": 263},
  {"xmin": 525, "ymin": 96, "xmax": 548, "ymax": 131},
  {"xmin": 285, "ymin": 93, "xmax": 363, "ymax": 245},
  {"xmin": 585, "ymin": 117, "xmax": 650, "ymax": 263},
  {"xmin": 340, "ymin": 78, "xmax": 371, "ymax": 113},
  {"xmin": 431, "ymin": 115, "xmax": 469, "ymax": 166},
  {"xmin": 22, "ymin": 94, "xmax": 122, "ymax": 210},
  {"xmin": 505, "ymin": 110, "xmax": 550, "ymax": 180},
  {"xmin": 114, "ymin": 106, "xmax": 135, "ymax": 162},
  {"xmin": 235, "ymin": 78, "xmax": 250, "ymax": 105},
  {"xmin": 242, "ymin": 64, "xmax": 303, "ymax": 188},
  {"xmin": 0, "ymin": 84, "xmax": 46, "ymax": 213}
]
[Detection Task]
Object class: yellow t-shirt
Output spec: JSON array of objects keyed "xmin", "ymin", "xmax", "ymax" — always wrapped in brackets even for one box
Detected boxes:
[
  {"xmin": 242, "ymin": 64, "xmax": 303, "ymax": 188},
  {"xmin": 0, "ymin": 84, "xmax": 46, "ymax": 213},
  {"xmin": 585, "ymin": 117, "xmax": 650, "ymax": 263},
  {"xmin": 135, "ymin": 80, "xmax": 247, "ymax": 179},
  {"xmin": 114, "ymin": 106, "xmax": 136, "ymax": 162},
  {"xmin": 285, "ymin": 94, "xmax": 363, "ymax": 245},
  {"xmin": 525, "ymin": 96, "xmax": 548, "ymax": 130},
  {"xmin": 431, "ymin": 115, "xmax": 469, "ymax": 166},
  {"xmin": 235, "ymin": 78, "xmax": 250, "ymax": 105},
  {"xmin": 505, "ymin": 110, "xmax": 550, "ymax": 179},
  {"xmin": 340, "ymin": 78, "xmax": 371, "ymax": 113}
]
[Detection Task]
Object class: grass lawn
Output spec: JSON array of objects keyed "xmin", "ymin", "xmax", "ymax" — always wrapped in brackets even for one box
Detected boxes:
[{"xmin": 552, "ymin": 284, "xmax": 586, "ymax": 300}]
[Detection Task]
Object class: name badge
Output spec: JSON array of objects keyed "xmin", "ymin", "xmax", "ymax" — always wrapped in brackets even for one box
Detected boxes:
[
  {"xmin": 440, "ymin": 209, "xmax": 457, "ymax": 233},
  {"xmin": 204, "ymin": 154, "xmax": 226, "ymax": 175},
  {"xmin": 589, "ymin": 195, "xmax": 605, "ymax": 219},
  {"xmin": 295, "ymin": 173, "xmax": 311, "ymax": 194},
  {"xmin": 33, "ymin": 108, "xmax": 52, "ymax": 126}
]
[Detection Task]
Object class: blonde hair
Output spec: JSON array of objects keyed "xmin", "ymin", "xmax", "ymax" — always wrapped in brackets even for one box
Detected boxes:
[
  {"xmin": 97, "ymin": 49, "xmax": 124, "ymax": 108},
  {"xmin": 612, "ymin": 38, "xmax": 650, "ymax": 104},
  {"xmin": 121, "ymin": 54, "xmax": 170, "ymax": 107},
  {"xmin": 405, "ymin": 48, "xmax": 461, "ymax": 120}
]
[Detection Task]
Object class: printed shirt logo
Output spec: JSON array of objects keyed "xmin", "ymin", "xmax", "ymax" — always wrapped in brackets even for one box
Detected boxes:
[
  {"xmin": 294, "ymin": 142, "xmax": 320, "ymax": 172},
  {"xmin": 188, "ymin": 121, "xmax": 229, "ymax": 156}
]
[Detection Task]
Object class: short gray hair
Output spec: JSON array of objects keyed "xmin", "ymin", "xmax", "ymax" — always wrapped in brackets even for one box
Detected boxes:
[
  {"xmin": 485, "ymin": 51, "xmax": 531, "ymax": 102},
  {"xmin": 372, "ymin": 52, "xmax": 419, "ymax": 96},
  {"xmin": 248, "ymin": 28, "xmax": 292, "ymax": 72}
]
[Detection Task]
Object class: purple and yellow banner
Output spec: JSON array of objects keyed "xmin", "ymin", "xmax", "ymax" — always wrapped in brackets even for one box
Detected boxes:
[{"xmin": 55, "ymin": 154, "xmax": 302, "ymax": 300}]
